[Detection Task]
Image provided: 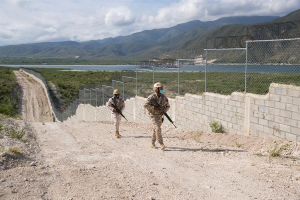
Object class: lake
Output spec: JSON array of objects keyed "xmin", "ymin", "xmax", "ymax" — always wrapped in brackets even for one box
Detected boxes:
[{"xmin": 2, "ymin": 64, "xmax": 300, "ymax": 73}]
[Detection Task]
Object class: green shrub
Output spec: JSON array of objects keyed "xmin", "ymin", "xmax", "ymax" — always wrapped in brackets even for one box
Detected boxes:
[{"xmin": 209, "ymin": 121, "xmax": 223, "ymax": 133}]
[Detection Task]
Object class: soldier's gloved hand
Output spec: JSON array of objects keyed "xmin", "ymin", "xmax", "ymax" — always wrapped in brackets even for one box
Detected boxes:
[{"xmin": 154, "ymin": 106, "xmax": 160, "ymax": 111}]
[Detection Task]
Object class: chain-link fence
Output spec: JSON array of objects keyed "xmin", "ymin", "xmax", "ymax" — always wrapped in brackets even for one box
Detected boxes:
[
  {"xmin": 20, "ymin": 38, "xmax": 300, "ymax": 121},
  {"xmin": 204, "ymin": 38, "xmax": 300, "ymax": 94},
  {"xmin": 246, "ymin": 38, "xmax": 300, "ymax": 94}
]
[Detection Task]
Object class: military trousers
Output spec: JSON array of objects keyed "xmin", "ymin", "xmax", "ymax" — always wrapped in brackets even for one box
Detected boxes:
[
  {"xmin": 149, "ymin": 114, "xmax": 163, "ymax": 145},
  {"xmin": 112, "ymin": 113, "xmax": 122, "ymax": 132}
]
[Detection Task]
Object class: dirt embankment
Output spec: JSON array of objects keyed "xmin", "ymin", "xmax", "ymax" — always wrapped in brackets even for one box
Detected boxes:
[{"xmin": 0, "ymin": 70, "xmax": 299, "ymax": 200}]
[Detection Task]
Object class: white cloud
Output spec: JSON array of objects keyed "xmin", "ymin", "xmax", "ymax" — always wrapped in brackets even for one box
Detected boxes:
[
  {"xmin": 0, "ymin": 0, "xmax": 299, "ymax": 46},
  {"xmin": 105, "ymin": 6, "xmax": 135, "ymax": 26}
]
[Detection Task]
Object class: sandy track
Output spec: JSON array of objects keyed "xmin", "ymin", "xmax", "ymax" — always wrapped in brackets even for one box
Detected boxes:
[
  {"xmin": 29, "ymin": 121, "xmax": 299, "ymax": 200},
  {"xmin": 14, "ymin": 71, "xmax": 53, "ymax": 122},
  {"xmin": 4, "ymin": 70, "xmax": 299, "ymax": 200}
]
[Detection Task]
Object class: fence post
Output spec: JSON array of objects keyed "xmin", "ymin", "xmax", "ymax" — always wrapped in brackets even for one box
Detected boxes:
[
  {"xmin": 205, "ymin": 50, "xmax": 207, "ymax": 92},
  {"xmin": 136, "ymin": 67, "xmax": 138, "ymax": 96},
  {"xmin": 245, "ymin": 42, "xmax": 248, "ymax": 93},
  {"xmin": 178, "ymin": 60, "xmax": 180, "ymax": 95}
]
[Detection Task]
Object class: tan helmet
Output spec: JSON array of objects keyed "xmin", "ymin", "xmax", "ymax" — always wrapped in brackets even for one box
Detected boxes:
[
  {"xmin": 153, "ymin": 82, "xmax": 163, "ymax": 91},
  {"xmin": 113, "ymin": 89, "xmax": 120, "ymax": 95}
]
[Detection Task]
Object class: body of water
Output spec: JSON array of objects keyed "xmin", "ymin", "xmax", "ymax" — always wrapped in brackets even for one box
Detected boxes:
[{"xmin": 2, "ymin": 64, "xmax": 300, "ymax": 73}]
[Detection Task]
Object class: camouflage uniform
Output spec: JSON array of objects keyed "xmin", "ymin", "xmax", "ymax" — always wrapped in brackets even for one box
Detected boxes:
[
  {"xmin": 107, "ymin": 97, "xmax": 125, "ymax": 132},
  {"xmin": 144, "ymin": 93, "xmax": 170, "ymax": 145}
]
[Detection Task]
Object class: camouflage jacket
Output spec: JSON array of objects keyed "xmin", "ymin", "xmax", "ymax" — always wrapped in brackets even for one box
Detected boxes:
[
  {"xmin": 107, "ymin": 97, "xmax": 125, "ymax": 114},
  {"xmin": 144, "ymin": 93, "xmax": 170, "ymax": 115}
]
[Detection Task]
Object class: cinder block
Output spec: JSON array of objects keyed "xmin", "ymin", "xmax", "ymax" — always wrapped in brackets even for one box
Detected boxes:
[
  {"xmin": 211, "ymin": 112, "xmax": 217, "ymax": 118},
  {"xmin": 217, "ymin": 114, "xmax": 224, "ymax": 120},
  {"xmin": 237, "ymin": 108, "xmax": 245, "ymax": 115},
  {"xmin": 280, "ymin": 110, "xmax": 292, "ymax": 119},
  {"xmin": 281, "ymin": 96, "xmax": 293, "ymax": 104},
  {"xmin": 285, "ymin": 133, "xmax": 297, "ymax": 141},
  {"xmin": 224, "ymin": 116, "xmax": 232, "ymax": 122},
  {"xmin": 288, "ymin": 89, "xmax": 300, "ymax": 97},
  {"xmin": 280, "ymin": 124, "xmax": 291, "ymax": 133},
  {"xmin": 291, "ymin": 127, "xmax": 300, "ymax": 135},
  {"xmin": 275, "ymin": 102, "xmax": 286, "ymax": 110},
  {"xmin": 270, "ymin": 94, "xmax": 280, "ymax": 102},
  {"xmin": 275, "ymin": 87, "xmax": 287, "ymax": 95},
  {"xmin": 222, "ymin": 99, "xmax": 229, "ymax": 104},
  {"xmin": 263, "ymin": 126, "xmax": 274, "ymax": 135},
  {"xmin": 274, "ymin": 115, "xmax": 286, "ymax": 124},
  {"xmin": 286, "ymin": 104, "xmax": 299, "ymax": 112},
  {"xmin": 273, "ymin": 129, "xmax": 285, "ymax": 138},
  {"xmin": 269, "ymin": 87, "xmax": 275, "ymax": 94},
  {"xmin": 218, "ymin": 103, "xmax": 225, "ymax": 109},
  {"xmin": 259, "ymin": 105, "xmax": 268, "ymax": 112},
  {"xmin": 265, "ymin": 101, "xmax": 275, "ymax": 108},
  {"xmin": 220, "ymin": 120, "xmax": 228, "ymax": 128},
  {"xmin": 292, "ymin": 112, "xmax": 300, "ymax": 121},
  {"xmin": 250, "ymin": 116, "xmax": 259, "ymax": 123},
  {"xmin": 228, "ymin": 111, "xmax": 234, "ymax": 117},
  {"xmin": 293, "ymin": 97, "xmax": 300, "ymax": 106},
  {"xmin": 229, "ymin": 100, "xmax": 236, "ymax": 106},
  {"xmin": 263, "ymin": 113, "xmax": 274, "ymax": 121},
  {"xmin": 222, "ymin": 110, "xmax": 229, "ymax": 116},
  {"xmin": 269, "ymin": 108, "xmax": 280, "ymax": 116},
  {"xmin": 253, "ymin": 123, "xmax": 264, "ymax": 131},
  {"xmin": 284, "ymin": 118, "xmax": 298, "ymax": 127},
  {"xmin": 193, "ymin": 107, "xmax": 200, "ymax": 113},
  {"xmin": 259, "ymin": 118, "xmax": 269, "ymax": 126},
  {"xmin": 251, "ymin": 104, "xmax": 259, "ymax": 111},
  {"xmin": 209, "ymin": 106, "xmax": 214, "ymax": 112},
  {"xmin": 196, "ymin": 104, "xmax": 203, "ymax": 109},
  {"xmin": 255, "ymin": 99, "xmax": 265, "ymax": 106}
]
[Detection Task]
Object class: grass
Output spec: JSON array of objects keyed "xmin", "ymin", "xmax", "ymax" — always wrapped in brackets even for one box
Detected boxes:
[
  {"xmin": 0, "ymin": 67, "xmax": 21, "ymax": 117},
  {"xmin": 20, "ymin": 67, "xmax": 300, "ymax": 108},
  {"xmin": 8, "ymin": 147, "xmax": 22, "ymax": 156},
  {"xmin": 7, "ymin": 127, "xmax": 26, "ymax": 140},
  {"xmin": 235, "ymin": 141, "xmax": 242, "ymax": 148},
  {"xmin": 269, "ymin": 143, "xmax": 290, "ymax": 157},
  {"xmin": 209, "ymin": 121, "xmax": 223, "ymax": 133},
  {"xmin": 192, "ymin": 131, "xmax": 203, "ymax": 142},
  {"xmin": 254, "ymin": 153, "xmax": 265, "ymax": 157}
]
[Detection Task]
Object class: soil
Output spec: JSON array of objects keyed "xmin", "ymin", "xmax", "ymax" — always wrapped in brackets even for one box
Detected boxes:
[{"xmin": 0, "ymin": 70, "xmax": 299, "ymax": 200}]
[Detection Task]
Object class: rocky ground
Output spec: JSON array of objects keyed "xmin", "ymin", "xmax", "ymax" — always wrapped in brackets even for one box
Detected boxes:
[{"xmin": 0, "ymin": 70, "xmax": 299, "ymax": 200}]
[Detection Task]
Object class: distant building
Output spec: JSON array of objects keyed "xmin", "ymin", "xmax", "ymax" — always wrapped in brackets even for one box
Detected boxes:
[{"xmin": 194, "ymin": 55, "xmax": 204, "ymax": 65}]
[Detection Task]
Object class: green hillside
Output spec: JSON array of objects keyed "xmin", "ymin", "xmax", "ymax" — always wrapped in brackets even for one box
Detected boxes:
[{"xmin": 0, "ymin": 15, "xmax": 281, "ymax": 62}]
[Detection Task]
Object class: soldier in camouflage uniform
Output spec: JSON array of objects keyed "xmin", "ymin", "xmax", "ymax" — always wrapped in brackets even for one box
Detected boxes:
[
  {"xmin": 144, "ymin": 82, "xmax": 170, "ymax": 150},
  {"xmin": 107, "ymin": 89, "xmax": 125, "ymax": 138}
]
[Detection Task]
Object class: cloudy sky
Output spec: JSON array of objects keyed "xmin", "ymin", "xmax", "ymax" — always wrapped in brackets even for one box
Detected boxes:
[{"xmin": 0, "ymin": 0, "xmax": 299, "ymax": 46}]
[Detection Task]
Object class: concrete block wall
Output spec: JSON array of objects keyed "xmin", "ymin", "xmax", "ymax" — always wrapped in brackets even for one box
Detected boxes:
[
  {"xmin": 249, "ymin": 84, "xmax": 300, "ymax": 142},
  {"xmin": 175, "ymin": 92, "xmax": 245, "ymax": 135},
  {"xmin": 67, "ymin": 83, "xmax": 300, "ymax": 142}
]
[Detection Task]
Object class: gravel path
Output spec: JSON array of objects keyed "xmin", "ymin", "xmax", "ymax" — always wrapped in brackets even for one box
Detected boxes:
[{"xmin": 1, "ymin": 70, "xmax": 299, "ymax": 200}]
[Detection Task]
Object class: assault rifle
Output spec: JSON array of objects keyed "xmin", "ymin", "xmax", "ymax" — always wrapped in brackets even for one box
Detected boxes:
[
  {"xmin": 150, "ymin": 99, "xmax": 177, "ymax": 128},
  {"xmin": 111, "ymin": 102, "xmax": 128, "ymax": 121}
]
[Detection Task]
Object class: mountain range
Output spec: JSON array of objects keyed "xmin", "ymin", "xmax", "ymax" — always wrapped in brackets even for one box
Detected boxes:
[{"xmin": 0, "ymin": 9, "xmax": 299, "ymax": 61}]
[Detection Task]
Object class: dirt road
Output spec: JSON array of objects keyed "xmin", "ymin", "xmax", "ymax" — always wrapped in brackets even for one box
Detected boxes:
[
  {"xmin": 14, "ymin": 71, "xmax": 53, "ymax": 123},
  {"xmin": 1, "ymin": 71, "xmax": 299, "ymax": 199}
]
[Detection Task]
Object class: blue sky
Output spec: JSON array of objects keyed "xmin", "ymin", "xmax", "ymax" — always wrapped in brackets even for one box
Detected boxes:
[{"xmin": 0, "ymin": 0, "xmax": 299, "ymax": 46}]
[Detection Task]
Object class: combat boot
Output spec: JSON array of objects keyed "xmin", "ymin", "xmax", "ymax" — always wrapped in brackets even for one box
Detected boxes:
[
  {"xmin": 160, "ymin": 143, "xmax": 166, "ymax": 150},
  {"xmin": 115, "ymin": 131, "xmax": 121, "ymax": 138},
  {"xmin": 151, "ymin": 143, "xmax": 156, "ymax": 149}
]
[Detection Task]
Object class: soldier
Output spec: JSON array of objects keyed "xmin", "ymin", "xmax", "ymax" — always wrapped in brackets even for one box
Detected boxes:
[
  {"xmin": 107, "ymin": 89, "xmax": 125, "ymax": 138},
  {"xmin": 144, "ymin": 82, "xmax": 170, "ymax": 150}
]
